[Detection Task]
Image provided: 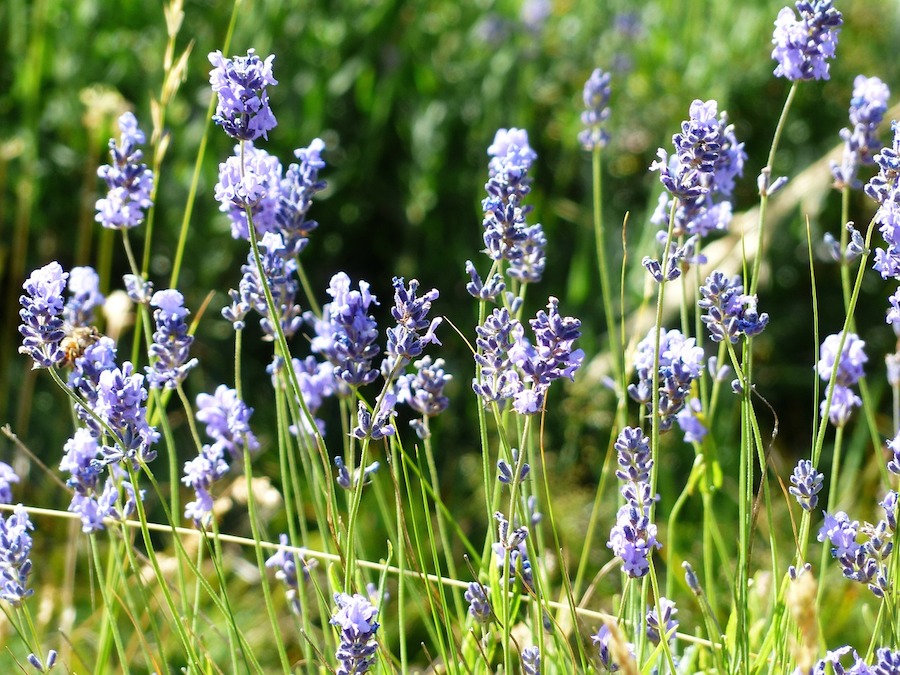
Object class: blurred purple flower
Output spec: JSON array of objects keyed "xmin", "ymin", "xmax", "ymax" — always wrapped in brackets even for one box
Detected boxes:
[
  {"xmin": 579, "ymin": 68, "xmax": 611, "ymax": 151},
  {"xmin": 95, "ymin": 112, "xmax": 154, "ymax": 230},
  {"xmin": 771, "ymin": 0, "xmax": 842, "ymax": 81},
  {"xmin": 832, "ymin": 76, "xmax": 890, "ymax": 189}
]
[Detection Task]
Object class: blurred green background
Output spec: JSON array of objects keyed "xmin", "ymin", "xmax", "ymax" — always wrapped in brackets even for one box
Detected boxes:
[{"xmin": 2, "ymin": 0, "xmax": 900, "ymax": 659}]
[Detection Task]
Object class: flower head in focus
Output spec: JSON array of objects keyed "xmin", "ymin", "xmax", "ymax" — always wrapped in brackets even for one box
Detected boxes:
[
  {"xmin": 331, "ymin": 592, "xmax": 380, "ymax": 675},
  {"xmin": 771, "ymin": 0, "xmax": 842, "ymax": 81},
  {"xmin": 95, "ymin": 112, "xmax": 154, "ymax": 230},
  {"xmin": 209, "ymin": 49, "xmax": 278, "ymax": 141}
]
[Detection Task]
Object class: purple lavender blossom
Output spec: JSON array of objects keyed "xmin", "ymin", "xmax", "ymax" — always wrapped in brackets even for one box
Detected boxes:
[
  {"xmin": 18, "ymin": 262, "xmax": 68, "ymax": 369},
  {"xmin": 650, "ymin": 103, "xmax": 745, "ymax": 242},
  {"xmin": 888, "ymin": 432, "xmax": 900, "ymax": 475},
  {"xmin": 521, "ymin": 646, "xmax": 541, "ymax": 675},
  {"xmin": 384, "ymin": 277, "xmax": 441, "ymax": 369},
  {"xmin": 265, "ymin": 533, "xmax": 314, "ymax": 615},
  {"xmin": 334, "ymin": 456, "xmax": 380, "ymax": 490},
  {"xmin": 465, "ymin": 581, "xmax": 492, "ymax": 623},
  {"xmin": 69, "ymin": 478, "xmax": 140, "ymax": 533},
  {"xmin": 236, "ymin": 231, "xmax": 303, "ymax": 340},
  {"xmin": 614, "ymin": 426, "xmax": 652, "ymax": 484},
  {"xmin": 397, "ymin": 356, "xmax": 451, "ymax": 419},
  {"xmin": 196, "ymin": 385, "xmax": 259, "ymax": 458},
  {"xmin": 215, "ymin": 142, "xmax": 283, "ymax": 241},
  {"xmin": 182, "ymin": 444, "xmax": 229, "ymax": 526},
  {"xmin": 699, "ymin": 271, "xmax": 769, "ymax": 343},
  {"xmin": 67, "ymin": 337, "xmax": 118, "ymax": 435},
  {"xmin": 472, "ymin": 307, "xmax": 523, "ymax": 407},
  {"xmin": 123, "ymin": 274, "xmax": 154, "ymax": 305},
  {"xmin": 866, "ymin": 123, "xmax": 900, "ymax": 280},
  {"xmin": 95, "ymin": 112, "xmax": 154, "ymax": 230},
  {"xmin": 579, "ymin": 68, "xmax": 611, "ymax": 151},
  {"xmin": 209, "ymin": 49, "xmax": 278, "ymax": 142},
  {"xmin": 309, "ymin": 272, "xmax": 380, "ymax": 388},
  {"xmin": 817, "ymin": 332, "xmax": 866, "ymax": 426},
  {"xmin": 280, "ymin": 355, "xmax": 335, "ymax": 436},
  {"xmin": 874, "ymin": 648, "xmax": 900, "ymax": 674},
  {"xmin": 832, "ymin": 76, "xmax": 891, "ymax": 190},
  {"xmin": 492, "ymin": 512, "xmax": 534, "ymax": 590},
  {"xmin": 789, "ymin": 459, "xmax": 824, "ymax": 511},
  {"xmin": 146, "ymin": 289, "xmax": 199, "ymax": 389},
  {"xmin": 64, "ymin": 266, "xmax": 104, "ymax": 327},
  {"xmin": 628, "ymin": 327, "xmax": 704, "ymax": 431},
  {"xmin": 812, "ymin": 646, "xmax": 872, "ymax": 675},
  {"xmin": 277, "ymin": 138, "xmax": 327, "ymax": 253},
  {"xmin": 647, "ymin": 597, "xmax": 679, "ymax": 645},
  {"xmin": 352, "ymin": 395, "xmax": 397, "ymax": 441},
  {"xmin": 95, "ymin": 363, "xmax": 159, "ymax": 466},
  {"xmin": 331, "ymin": 592, "xmax": 380, "ymax": 675},
  {"xmin": 498, "ymin": 448, "xmax": 530, "ymax": 486},
  {"xmin": 464, "ymin": 260, "xmax": 505, "ymax": 302},
  {"xmin": 0, "ymin": 505, "xmax": 34, "ymax": 606},
  {"xmin": 592, "ymin": 623, "xmax": 635, "ymax": 672},
  {"xmin": 27, "ymin": 649, "xmax": 58, "ymax": 673},
  {"xmin": 61, "ymin": 428, "xmax": 103, "ymax": 495},
  {"xmin": 818, "ymin": 511, "xmax": 860, "ymax": 558},
  {"xmin": 675, "ymin": 398, "xmax": 707, "ymax": 443},
  {"xmin": 0, "ymin": 463, "xmax": 18, "ymax": 505},
  {"xmin": 509, "ymin": 297, "xmax": 584, "ymax": 414},
  {"xmin": 771, "ymin": 0, "xmax": 843, "ymax": 82}
]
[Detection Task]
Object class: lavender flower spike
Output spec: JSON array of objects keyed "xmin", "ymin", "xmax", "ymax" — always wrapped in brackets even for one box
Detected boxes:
[
  {"xmin": 789, "ymin": 459, "xmax": 824, "ymax": 511},
  {"xmin": 816, "ymin": 331, "xmax": 866, "ymax": 426},
  {"xmin": 209, "ymin": 49, "xmax": 278, "ymax": 141},
  {"xmin": 832, "ymin": 75, "xmax": 891, "ymax": 190},
  {"xmin": 331, "ymin": 592, "xmax": 380, "ymax": 675},
  {"xmin": 146, "ymin": 289, "xmax": 199, "ymax": 389},
  {"xmin": 579, "ymin": 68, "xmax": 611, "ymax": 151},
  {"xmin": 0, "ymin": 505, "xmax": 35, "ymax": 606},
  {"xmin": 866, "ymin": 122, "xmax": 900, "ymax": 281},
  {"xmin": 95, "ymin": 112, "xmax": 154, "ymax": 230},
  {"xmin": 18, "ymin": 261, "xmax": 68, "ymax": 369},
  {"xmin": 771, "ymin": 0, "xmax": 843, "ymax": 81},
  {"xmin": 464, "ymin": 581, "xmax": 492, "ymax": 623},
  {"xmin": 265, "ymin": 533, "xmax": 315, "ymax": 615},
  {"xmin": 385, "ymin": 277, "xmax": 442, "ymax": 368}
]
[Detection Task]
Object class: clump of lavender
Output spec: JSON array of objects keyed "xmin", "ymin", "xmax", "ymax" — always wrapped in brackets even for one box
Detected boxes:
[
  {"xmin": 277, "ymin": 138, "xmax": 327, "ymax": 253},
  {"xmin": 308, "ymin": 272, "xmax": 380, "ymax": 389},
  {"xmin": 607, "ymin": 426, "xmax": 661, "ymax": 577},
  {"xmin": 64, "ymin": 266, "xmax": 104, "ymax": 327},
  {"xmin": 509, "ymin": 297, "xmax": 584, "ymax": 414},
  {"xmin": 816, "ymin": 332, "xmax": 866, "ymax": 427},
  {"xmin": 215, "ymin": 143, "xmax": 283, "ymax": 241},
  {"xmin": 464, "ymin": 581, "xmax": 492, "ymax": 624},
  {"xmin": 265, "ymin": 533, "xmax": 315, "ymax": 615},
  {"xmin": 331, "ymin": 592, "xmax": 380, "ymax": 675},
  {"xmin": 771, "ymin": 0, "xmax": 843, "ymax": 81},
  {"xmin": 818, "ymin": 490, "xmax": 896, "ymax": 598},
  {"xmin": 647, "ymin": 597, "xmax": 679, "ymax": 645},
  {"xmin": 650, "ymin": 100, "xmax": 745, "ymax": 248},
  {"xmin": 865, "ymin": 122, "xmax": 900, "ymax": 316},
  {"xmin": 18, "ymin": 262, "xmax": 68, "ymax": 369},
  {"xmin": 0, "ymin": 462, "xmax": 18, "ymax": 505},
  {"xmin": 95, "ymin": 112, "xmax": 154, "ymax": 230},
  {"xmin": 208, "ymin": 49, "xmax": 278, "ymax": 142},
  {"xmin": 832, "ymin": 75, "xmax": 891, "ymax": 190},
  {"xmin": 396, "ymin": 356, "xmax": 451, "ymax": 438},
  {"xmin": 235, "ymin": 232, "xmax": 304, "ymax": 340},
  {"xmin": 628, "ymin": 327, "xmax": 705, "ymax": 432},
  {"xmin": 0, "ymin": 505, "xmax": 35, "ymax": 607},
  {"xmin": 472, "ymin": 307, "xmax": 522, "ymax": 408},
  {"xmin": 789, "ymin": 459, "xmax": 824, "ymax": 511},
  {"xmin": 579, "ymin": 68, "xmax": 611, "ymax": 151},
  {"xmin": 95, "ymin": 363, "xmax": 160, "ymax": 466},
  {"xmin": 384, "ymin": 277, "xmax": 442, "ymax": 371},
  {"xmin": 67, "ymin": 337, "xmax": 118, "ymax": 435},
  {"xmin": 146, "ymin": 289, "xmax": 198, "ymax": 389},
  {"xmin": 698, "ymin": 271, "xmax": 769, "ymax": 343}
]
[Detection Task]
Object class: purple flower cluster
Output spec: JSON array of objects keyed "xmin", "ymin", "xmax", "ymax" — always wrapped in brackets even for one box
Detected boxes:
[
  {"xmin": 650, "ymin": 100, "xmax": 745, "ymax": 243},
  {"xmin": 771, "ymin": 0, "xmax": 843, "ymax": 81},
  {"xmin": 864, "ymin": 123, "xmax": 900, "ymax": 328},
  {"xmin": 812, "ymin": 646, "xmax": 900, "ymax": 674},
  {"xmin": 579, "ymin": 68, "xmax": 611, "ymax": 151},
  {"xmin": 309, "ymin": 272, "xmax": 380, "ymax": 389},
  {"xmin": 61, "ymin": 428, "xmax": 140, "ymax": 532},
  {"xmin": 64, "ymin": 266, "xmax": 104, "ymax": 327},
  {"xmin": 647, "ymin": 597, "xmax": 679, "ymax": 645},
  {"xmin": 628, "ymin": 327, "xmax": 705, "ymax": 432},
  {"xmin": 265, "ymin": 533, "xmax": 315, "ymax": 615},
  {"xmin": 492, "ymin": 511, "xmax": 534, "ymax": 590},
  {"xmin": 334, "ymin": 456, "xmax": 380, "ymax": 490},
  {"xmin": 183, "ymin": 385, "xmax": 258, "ymax": 526},
  {"xmin": 215, "ymin": 140, "xmax": 327, "ymax": 245},
  {"xmin": 18, "ymin": 262, "xmax": 68, "ymax": 369},
  {"xmin": 232, "ymin": 232, "xmax": 303, "ymax": 340},
  {"xmin": 521, "ymin": 646, "xmax": 541, "ymax": 675},
  {"xmin": 0, "ymin": 505, "xmax": 34, "ymax": 607},
  {"xmin": 352, "ymin": 395, "xmax": 397, "ymax": 441},
  {"xmin": 698, "ymin": 271, "xmax": 769, "ymax": 343},
  {"xmin": 282, "ymin": 356, "xmax": 335, "ymax": 436},
  {"xmin": 209, "ymin": 49, "xmax": 278, "ymax": 142},
  {"xmin": 789, "ymin": 459, "xmax": 824, "ymax": 511},
  {"xmin": 818, "ymin": 492, "xmax": 897, "ymax": 598},
  {"xmin": 478, "ymin": 128, "xmax": 546, "ymax": 284},
  {"xmin": 330, "ymin": 592, "xmax": 380, "ymax": 675},
  {"xmin": 95, "ymin": 363, "xmax": 160, "ymax": 466},
  {"xmin": 67, "ymin": 337, "xmax": 118, "ymax": 435},
  {"xmin": 396, "ymin": 356, "xmax": 451, "ymax": 437},
  {"xmin": 832, "ymin": 76, "xmax": 891, "ymax": 190},
  {"xmin": 607, "ymin": 427, "xmax": 661, "ymax": 577},
  {"xmin": 816, "ymin": 332, "xmax": 866, "ymax": 427},
  {"xmin": 591, "ymin": 623, "xmax": 635, "ymax": 672},
  {"xmin": 464, "ymin": 581, "xmax": 492, "ymax": 624},
  {"xmin": 146, "ymin": 289, "xmax": 198, "ymax": 389},
  {"xmin": 95, "ymin": 112, "xmax": 154, "ymax": 230},
  {"xmin": 384, "ymin": 277, "xmax": 442, "ymax": 370}
]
